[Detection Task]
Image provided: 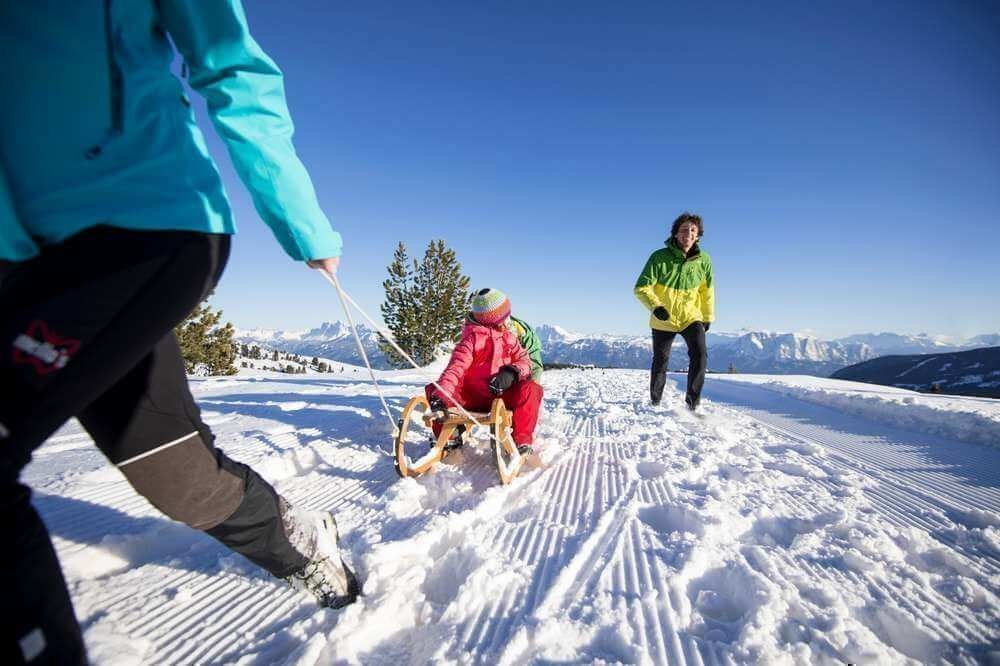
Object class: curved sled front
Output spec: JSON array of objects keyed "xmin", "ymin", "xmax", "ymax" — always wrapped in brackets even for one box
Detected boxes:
[{"xmin": 394, "ymin": 395, "xmax": 448, "ymax": 478}]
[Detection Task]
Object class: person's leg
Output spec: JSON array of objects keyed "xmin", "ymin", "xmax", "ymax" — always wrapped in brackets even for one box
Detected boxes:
[
  {"xmin": 78, "ymin": 334, "xmax": 311, "ymax": 578},
  {"xmin": 650, "ymin": 329, "xmax": 676, "ymax": 405},
  {"xmin": 0, "ymin": 227, "xmax": 229, "ymax": 663},
  {"xmin": 680, "ymin": 322, "xmax": 708, "ymax": 409},
  {"xmin": 0, "ymin": 480, "xmax": 86, "ymax": 665},
  {"xmin": 502, "ymin": 380, "xmax": 544, "ymax": 445}
]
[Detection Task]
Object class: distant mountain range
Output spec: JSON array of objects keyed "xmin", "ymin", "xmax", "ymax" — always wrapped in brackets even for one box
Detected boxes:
[
  {"xmin": 235, "ymin": 323, "xmax": 999, "ymax": 377},
  {"xmin": 832, "ymin": 347, "xmax": 1000, "ymax": 398},
  {"xmin": 236, "ymin": 321, "xmax": 388, "ymax": 368}
]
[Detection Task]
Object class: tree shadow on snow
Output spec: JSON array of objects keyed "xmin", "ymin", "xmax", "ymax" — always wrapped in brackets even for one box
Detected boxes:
[{"xmin": 198, "ymin": 392, "xmax": 407, "ymax": 448}]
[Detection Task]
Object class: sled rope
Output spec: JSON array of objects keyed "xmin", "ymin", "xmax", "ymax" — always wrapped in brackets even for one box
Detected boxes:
[
  {"xmin": 318, "ymin": 271, "xmax": 514, "ymax": 451},
  {"xmin": 321, "ymin": 271, "xmax": 396, "ymax": 456}
]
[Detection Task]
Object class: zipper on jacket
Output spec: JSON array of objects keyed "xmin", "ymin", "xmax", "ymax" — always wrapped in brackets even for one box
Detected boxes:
[{"xmin": 86, "ymin": 0, "xmax": 123, "ymax": 159}]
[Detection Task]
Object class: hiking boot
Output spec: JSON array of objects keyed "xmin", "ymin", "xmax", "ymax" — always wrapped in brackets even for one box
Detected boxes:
[
  {"xmin": 428, "ymin": 424, "xmax": 466, "ymax": 454},
  {"xmin": 283, "ymin": 511, "xmax": 360, "ymax": 609},
  {"xmin": 516, "ymin": 444, "xmax": 534, "ymax": 457},
  {"xmin": 685, "ymin": 395, "xmax": 699, "ymax": 412},
  {"xmin": 444, "ymin": 424, "xmax": 466, "ymax": 452}
]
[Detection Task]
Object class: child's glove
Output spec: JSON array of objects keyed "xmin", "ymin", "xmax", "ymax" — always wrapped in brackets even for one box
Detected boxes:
[
  {"xmin": 652, "ymin": 306, "xmax": 670, "ymax": 321},
  {"xmin": 704, "ymin": 322, "xmax": 711, "ymax": 332},
  {"xmin": 428, "ymin": 394, "xmax": 448, "ymax": 413},
  {"xmin": 488, "ymin": 366, "xmax": 519, "ymax": 395}
]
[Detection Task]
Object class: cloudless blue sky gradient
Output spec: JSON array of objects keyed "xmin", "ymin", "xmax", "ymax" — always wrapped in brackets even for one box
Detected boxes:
[{"xmin": 196, "ymin": 0, "xmax": 1000, "ymax": 339}]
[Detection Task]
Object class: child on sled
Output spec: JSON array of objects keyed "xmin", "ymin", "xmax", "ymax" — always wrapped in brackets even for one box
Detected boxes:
[{"xmin": 426, "ymin": 288, "xmax": 544, "ymax": 456}]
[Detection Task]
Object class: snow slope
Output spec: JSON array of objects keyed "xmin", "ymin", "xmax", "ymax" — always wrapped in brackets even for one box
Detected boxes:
[{"xmin": 24, "ymin": 370, "xmax": 1000, "ymax": 664}]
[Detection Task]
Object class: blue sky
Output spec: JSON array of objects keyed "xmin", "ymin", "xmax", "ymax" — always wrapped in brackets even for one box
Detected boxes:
[{"xmin": 199, "ymin": 1, "xmax": 1000, "ymax": 339}]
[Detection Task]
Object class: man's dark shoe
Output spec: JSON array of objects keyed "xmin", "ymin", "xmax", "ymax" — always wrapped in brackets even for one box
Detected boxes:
[
  {"xmin": 516, "ymin": 444, "xmax": 534, "ymax": 457},
  {"xmin": 685, "ymin": 395, "xmax": 699, "ymax": 411}
]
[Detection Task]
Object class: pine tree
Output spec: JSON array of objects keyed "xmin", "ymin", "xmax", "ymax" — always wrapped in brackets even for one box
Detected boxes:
[
  {"xmin": 174, "ymin": 300, "xmax": 238, "ymax": 376},
  {"xmin": 414, "ymin": 240, "xmax": 471, "ymax": 363},
  {"xmin": 380, "ymin": 240, "xmax": 471, "ymax": 368},
  {"xmin": 379, "ymin": 242, "xmax": 421, "ymax": 367}
]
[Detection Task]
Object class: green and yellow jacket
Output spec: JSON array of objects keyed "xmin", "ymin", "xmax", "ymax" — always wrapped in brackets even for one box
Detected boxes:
[
  {"xmin": 633, "ymin": 239, "xmax": 714, "ymax": 333},
  {"xmin": 508, "ymin": 316, "xmax": 543, "ymax": 381}
]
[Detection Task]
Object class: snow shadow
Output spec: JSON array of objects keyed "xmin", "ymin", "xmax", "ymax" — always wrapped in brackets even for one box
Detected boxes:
[
  {"xmin": 33, "ymin": 492, "xmax": 219, "ymax": 575},
  {"xmin": 198, "ymin": 392, "xmax": 406, "ymax": 446},
  {"xmin": 703, "ymin": 379, "xmax": 1000, "ymax": 491}
]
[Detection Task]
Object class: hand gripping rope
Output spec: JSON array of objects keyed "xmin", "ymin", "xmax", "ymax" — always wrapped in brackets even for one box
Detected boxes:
[{"xmin": 318, "ymin": 270, "xmax": 516, "ymax": 456}]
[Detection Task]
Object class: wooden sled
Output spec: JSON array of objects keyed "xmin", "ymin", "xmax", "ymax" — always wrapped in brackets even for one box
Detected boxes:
[{"xmin": 393, "ymin": 395, "xmax": 527, "ymax": 485}]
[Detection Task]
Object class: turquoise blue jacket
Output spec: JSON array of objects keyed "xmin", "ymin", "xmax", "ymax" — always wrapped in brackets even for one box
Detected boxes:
[{"xmin": 0, "ymin": 0, "xmax": 341, "ymax": 262}]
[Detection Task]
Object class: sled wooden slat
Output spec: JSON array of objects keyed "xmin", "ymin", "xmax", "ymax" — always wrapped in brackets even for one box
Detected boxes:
[{"xmin": 422, "ymin": 409, "xmax": 492, "ymax": 427}]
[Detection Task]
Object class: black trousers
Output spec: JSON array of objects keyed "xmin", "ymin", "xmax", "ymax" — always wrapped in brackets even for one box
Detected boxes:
[
  {"xmin": 650, "ymin": 322, "xmax": 707, "ymax": 407},
  {"xmin": 0, "ymin": 227, "xmax": 307, "ymax": 664}
]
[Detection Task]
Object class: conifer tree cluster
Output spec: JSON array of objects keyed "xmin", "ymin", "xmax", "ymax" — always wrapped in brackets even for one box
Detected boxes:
[
  {"xmin": 236, "ymin": 346, "xmax": 338, "ymax": 374},
  {"xmin": 379, "ymin": 240, "xmax": 471, "ymax": 367},
  {"xmin": 175, "ymin": 300, "xmax": 238, "ymax": 375}
]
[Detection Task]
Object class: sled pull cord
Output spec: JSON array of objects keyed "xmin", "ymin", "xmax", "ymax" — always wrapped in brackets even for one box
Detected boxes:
[
  {"xmin": 320, "ymin": 270, "xmax": 398, "ymax": 453},
  {"xmin": 317, "ymin": 270, "xmax": 511, "ymax": 450}
]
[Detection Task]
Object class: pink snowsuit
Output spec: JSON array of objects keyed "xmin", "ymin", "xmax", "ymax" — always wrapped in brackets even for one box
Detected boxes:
[{"xmin": 426, "ymin": 320, "xmax": 543, "ymax": 445}]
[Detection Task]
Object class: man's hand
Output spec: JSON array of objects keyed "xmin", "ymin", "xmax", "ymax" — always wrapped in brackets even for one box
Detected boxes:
[
  {"xmin": 488, "ymin": 366, "xmax": 519, "ymax": 395},
  {"xmin": 652, "ymin": 306, "xmax": 670, "ymax": 321},
  {"xmin": 307, "ymin": 256, "xmax": 340, "ymax": 275}
]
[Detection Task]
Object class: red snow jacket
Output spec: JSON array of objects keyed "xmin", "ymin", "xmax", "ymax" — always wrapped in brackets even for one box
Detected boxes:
[{"xmin": 432, "ymin": 319, "xmax": 531, "ymax": 406}]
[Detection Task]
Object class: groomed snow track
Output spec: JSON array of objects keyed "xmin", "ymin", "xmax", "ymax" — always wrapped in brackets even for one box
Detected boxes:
[{"xmin": 24, "ymin": 369, "xmax": 1000, "ymax": 664}]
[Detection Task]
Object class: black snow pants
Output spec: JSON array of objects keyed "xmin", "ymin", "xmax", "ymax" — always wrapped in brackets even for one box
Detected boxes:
[
  {"xmin": 650, "ymin": 322, "xmax": 708, "ymax": 408},
  {"xmin": 0, "ymin": 227, "xmax": 308, "ymax": 665}
]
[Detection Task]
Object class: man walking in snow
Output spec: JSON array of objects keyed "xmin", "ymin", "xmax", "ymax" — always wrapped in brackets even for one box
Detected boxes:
[
  {"xmin": 634, "ymin": 212, "xmax": 715, "ymax": 411},
  {"xmin": 0, "ymin": 2, "xmax": 358, "ymax": 662}
]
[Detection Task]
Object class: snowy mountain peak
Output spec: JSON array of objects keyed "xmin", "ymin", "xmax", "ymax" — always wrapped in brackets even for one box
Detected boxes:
[
  {"xmin": 534, "ymin": 323, "xmax": 575, "ymax": 344},
  {"xmin": 303, "ymin": 321, "xmax": 369, "ymax": 340}
]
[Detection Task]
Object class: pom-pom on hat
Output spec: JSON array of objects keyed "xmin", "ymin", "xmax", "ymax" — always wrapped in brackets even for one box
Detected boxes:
[{"xmin": 471, "ymin": 288, "xmax": 511, "ymax": 326}]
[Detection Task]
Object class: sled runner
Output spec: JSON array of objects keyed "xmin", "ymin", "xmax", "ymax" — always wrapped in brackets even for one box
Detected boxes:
[{"xmin": 393, "ymin": 395, "xmax": 528, "ymax": 485}]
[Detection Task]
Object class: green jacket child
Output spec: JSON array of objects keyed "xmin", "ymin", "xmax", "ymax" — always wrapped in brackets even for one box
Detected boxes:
[{"xmin": 508, "ymin": 316, "xmax": 543, "ymax": 382}]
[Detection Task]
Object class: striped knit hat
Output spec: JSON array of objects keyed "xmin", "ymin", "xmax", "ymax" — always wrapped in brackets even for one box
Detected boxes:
[{"xmin": 471, "ymin": 288, "xmax": 511, "ymax": 326}]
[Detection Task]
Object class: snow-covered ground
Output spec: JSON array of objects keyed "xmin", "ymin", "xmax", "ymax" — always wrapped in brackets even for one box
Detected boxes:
[{"xmin": 24, "ymin": 369, "xmax": 1000, "ymax": 664}]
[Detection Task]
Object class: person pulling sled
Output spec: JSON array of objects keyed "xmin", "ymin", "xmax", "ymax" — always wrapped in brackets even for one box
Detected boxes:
[{"xmin": 1, "ymin": 2, "xmax": 359, "ymax": 662}]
